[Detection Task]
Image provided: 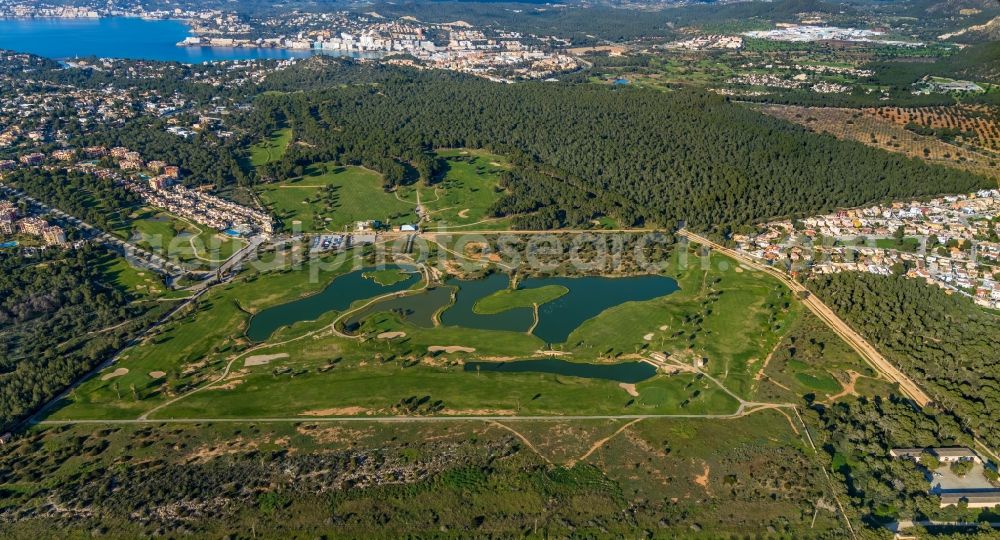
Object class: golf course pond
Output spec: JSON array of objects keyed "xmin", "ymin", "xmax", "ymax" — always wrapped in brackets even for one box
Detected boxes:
[
  {"xmin": 350, "ymin": 271, "xmax": 679, "ymax": 343},
  {"xmin": 246, "ymin": 265, "xmax": 421, "ymax": 341},
  {"xmin": 440, "ymin": 273, "xmax": 680, "ymax": 343},
  {"xmin": 464, "ymin": 358, "xmax": 658, "ymax": 383},
  {"xmin": 250, "ymin": 268, "xmax": 679, "ymax": 344}
]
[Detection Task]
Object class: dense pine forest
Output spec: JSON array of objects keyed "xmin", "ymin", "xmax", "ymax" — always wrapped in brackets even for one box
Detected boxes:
[
  {"xmin": 809, "ymin": 396, "xmax": 983, "ymax": 525},
  {"xmin": 0, "ymin": 248, "xmax": 157, "ymax": 432},
  {"xmin": 246, "ymin": 60, "xmax": 992, "ymax": 233},
  {"xmin": 809, "ymin": 273, "xmax": 1000, "ymax": 449}
]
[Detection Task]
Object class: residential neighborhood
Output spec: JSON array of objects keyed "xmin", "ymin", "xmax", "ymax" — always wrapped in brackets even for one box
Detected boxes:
[
  {"xmin": 0, "ymin": 199, "xmax": 65, "ymax": 246},
  {"xmin": 734, "ymin": 190, "xmax": 1000, "ymax": 309}
]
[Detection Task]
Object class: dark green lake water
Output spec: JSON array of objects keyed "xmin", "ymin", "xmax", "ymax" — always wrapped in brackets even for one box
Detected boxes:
[
  {"xmin": 521, "ymin": 275, "xmax": 679, "ymax": 343},
  {"xmin": 464, "ymin": 359, "xmax": 657, "ymax": 383},
  {"xmin": 439, "ymin": 273, "xmax": 534, "ymax": 333},
  {"xmin": 344, "ymin": 285, "xmax": 454, "ymax": 330},
  {"xmin": 245, "ymin": 266, "xmax": 420, "ymax": 342},
  {"xmin": 258, "ymin": 270, "xmax": 679, "ymax": 345},
  {"xmin": 438, "ymin": 273, "xmax": 679, "ymax": 343}
]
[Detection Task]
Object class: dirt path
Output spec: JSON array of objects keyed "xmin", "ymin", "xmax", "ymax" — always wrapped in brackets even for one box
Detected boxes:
[
  {"xmin": 425, "ymin": 216, "xmax": 508, "ymax": 231},
  {"xmin": 426, "ymin": 237, "xmax": 515, "ymax": 270},
  {"xmin": 824, "ymin": 370, "xmax": 861, "ymax": 402},
  {"xmin": 753, "ymin": 339, "xmax": 785, "ymax": 382},
  {"xmin": 567, "ymin": 418, "xmax": 643, "ymax": 467},
  {"xmin": 488, "ymin": 421, "xmax": 552, "ymax": 465},
  {"xmin": 526, "ymin": 303, "xmax": 540, "ymax": 334}
]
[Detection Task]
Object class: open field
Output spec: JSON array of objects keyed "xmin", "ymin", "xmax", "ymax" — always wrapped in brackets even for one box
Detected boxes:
[
  {"xmin": 249, "ymin": 127, "xmax": 292, "ymax": 167},
  {"xmin": 397, "ymin": 149, "xmax": 511, "ymax": 230},
  {"xmin": 3, "ymin": 408, "xmax": 846, "ymax": 537},
  {"xmin": 362, "ymin": 268, "xmax": 410, "ymax": 286},
  {"xmin": 45, "ymin": 254, "xmax": 360, "ymax": 420},
  {"xmin": 94, "ymin": 251, "xmax": 167, "ymax": 298},
  {"xmin": 256, "ymin": 164, "xmax": 418, "ymax": 231},
  {"xmin": 863, "ymin": 105, "xmax": 1000, "ymax": 154},
  {"xmin": 758, "ymin": 104, "xmax": 1000, "ymax": 180}
]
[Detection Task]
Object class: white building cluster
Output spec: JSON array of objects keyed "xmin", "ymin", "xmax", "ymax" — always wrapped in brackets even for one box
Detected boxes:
[{"xmin": 665, "ymin": 35, "xmax": 744, "ymax": 51}]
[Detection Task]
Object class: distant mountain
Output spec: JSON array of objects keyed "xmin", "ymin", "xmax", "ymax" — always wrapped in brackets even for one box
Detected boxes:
[
  {"xmin": 940, "ymin": 40, "xmax": 1000, "ymax": 82},
  {"xmin": 941, "ymin": 14, "xmax": 1000, "ymax": 41}
]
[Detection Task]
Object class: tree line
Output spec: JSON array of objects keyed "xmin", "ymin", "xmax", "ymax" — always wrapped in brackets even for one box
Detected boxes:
[
  {"xmin": 0, "ymin": 247, "xmax": 156, "ymax": 432},
  {"xmin": 245, "ymin": 61, "xmax": 992, "ymax": 233},
  {"xmin": 809, "ymin": 272, "xmax": 1000, "ymax": 450}
]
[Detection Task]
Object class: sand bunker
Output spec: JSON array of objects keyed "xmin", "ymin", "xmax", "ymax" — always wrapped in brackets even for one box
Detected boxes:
[
  {"xmin": 377, "ymin": 331, "xmax": 406, "ymax": 339},
  {"xmin": 457, "ymin": 208, "xmax": 470, "ymax": 218},
  {"xmin": 643, "ymin": 333, "xmax": 654, "ymax": 341},
  {"xmin": 534, "ymin": 350, "xmax": 570, "ymax": 356},
  {"xmin": 149, "ymin": 371, "xmax": 166, "ymax": 379},
  {"xmin": 428, "ymin": 345, "xmax": 476, "ymax": 354},
  {"xmin": 244, "ymin": 353, "xmax": 289, "ymax": 367},
  {"xmin": 619, "ymin": 383, "xmax": 639, "ymax": 397},
  {"xmin": 100, "ymin": 367, "xmax": 129, "ymax": 381}
]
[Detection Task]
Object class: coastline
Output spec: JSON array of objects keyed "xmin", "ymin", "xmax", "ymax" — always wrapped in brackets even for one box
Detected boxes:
[{"xmin": 0, "ymin": 14, "xmax": 384, "ymax": 59}]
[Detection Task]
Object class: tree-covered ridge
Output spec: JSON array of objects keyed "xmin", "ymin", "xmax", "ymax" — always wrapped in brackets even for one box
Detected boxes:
[
  {"xmin": 3, "ymin": 168, "xmax": 138, "ymax": 231},
  {"xmin": 0, "ymin": 248, "xmax": 153, "ymax": 432},
  {"xmin": 809, "ymin": 272, "xmax": 1000, "ymax": 449},
  {"xmin": 250, "ymin": 65, "xmax": 992, "ymax": 232}
]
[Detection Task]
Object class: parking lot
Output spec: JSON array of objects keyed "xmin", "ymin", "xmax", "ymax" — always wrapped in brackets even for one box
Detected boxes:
[{"xmin": 930, "ymin": 462, "xmax": 995, "ymax": 492}]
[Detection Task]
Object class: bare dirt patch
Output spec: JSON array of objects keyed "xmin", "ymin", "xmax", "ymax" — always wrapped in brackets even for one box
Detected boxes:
[
  {"xmin": 299, "ymin": 406, "xmax": 370, "ymax": 416},
  {"xmin": 428, "ymin": 345, "xmax": 476, "ymax": 354},
  {"xmin": 441, "ymin": 408, "xmax": 516, "ymax": 416},
  {"xmin": 100, "ymin": 367, "xmax": 129, "ymax": 381},
  {"xmin": 296, "ymin": 424, "xmax": 375, "ymax": 444},
  {"xmin": 186, "ymin": 437, "xmax": 260, "ymax": 463},
  {"xmin": 211, "ymin": 379, "xmax": 244, "ymax": 390},
  {"xmin": 694, "ymin": 462, "xmax": 710, "ymax": 489},
  {"xmin": 462, "ymin": 241, "xmax": 488, "ymax": 260},
  {"xmin": 244, "ymin": 353, "xmax": 289, "ymax": 367}
]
